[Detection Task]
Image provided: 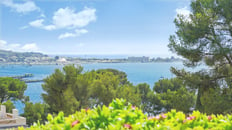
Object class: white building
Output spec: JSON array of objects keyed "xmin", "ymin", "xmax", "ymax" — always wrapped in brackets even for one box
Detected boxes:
[
  {"xmin": 128, "ymin": 56, "xmax": 150, "ymax": 62},
  {"xmin": 57, "ymin": 57, "xmax": 67, "ymax": 62},
  {"xmin": 0, "ymin": 105, "xmax": 26, "ymax": 129}
]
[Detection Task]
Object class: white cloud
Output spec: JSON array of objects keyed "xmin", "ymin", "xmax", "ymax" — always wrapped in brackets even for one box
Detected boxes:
[
  {"xmin": 28, "ymin": 6, "xmax": 96, "ymax": 39},
  {"xmin": 8, "ymin": 44, "xmax": 21, "ymax": 50},
  {"xmin": 53, "ymin": 7, "xmax": 96, "ymax": 29},
  {"xmin": 176, "ymin": 7, "xmax": 190, "ymax": 17},
  {"xmin": 58, "ymin": 33, "xmax": 76, "ymax": 39},
  {"xmin": 19, "ymin": 26, "xmax": 29, "ymax": 30},
  {"xmin": 29, "ymin": 19, "xmax": 56, "ymax": 30},
  {"xmin": 21, "ymin": 43, "xmax": 39, "ymax": 51},
  {"xmin": 0, "ymin": 39, "xmax": 39, "ymax": 52},
  {"xmin": 1, "ymin": 0, "xmax": 39, "ymax": 13},
  {"xmin": 58, "ymin": 29, "xmax": 88, "ymax": 39},
  {"xmin": 29, "ymin": 19, "xmax": 44, "ymax": 28},
  {"xmin": 39, "ymin": 13, "xmax": 46, "ymax": 18},
  {"xmin": 29, "ymin": 7, "xmax": 96, "ymax": 31},
  {"xmin": 0, "ymin": 40, "xmax": 7, "ymax": 48},
  {"xmin": 43, "ymin": 25, "xmax": 56, "ymax": 31},
  {"xmin": 76, "ymin": 29, "xmax": 88, "ymax": 34}
]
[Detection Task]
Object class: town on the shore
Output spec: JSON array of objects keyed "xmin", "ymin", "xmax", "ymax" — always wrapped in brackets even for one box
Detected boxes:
[{"xmin": 0, "ymin": 50, "xmax": 182, "ymax": 65}]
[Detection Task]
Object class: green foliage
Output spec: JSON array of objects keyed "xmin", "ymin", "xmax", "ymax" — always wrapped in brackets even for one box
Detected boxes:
[
  {"xmin": 89, "ymin": 71, "xmax": 120, "ymax": 106},
  {"xmin": 96, "ymin": 69, "xmax": 129, "ymax": 85},
  {"xmin": 42, "ymin": 65, "xmax": 141, "ymax": 116},
  {"xmin": 135, "ymin": 83, "xmax": 155, "ymax": 114},
  {"xmin": 21, "ymin": 102, "xmax": 49, "ymax": 126},
  {"xmin": 116, "ymin": 84, "xmax": 141, "ymax": 106},
  {"xmin": 42, "ymin": 64, "xmax": 198, "ymax": 118},
  {"xmin": 154, "ymin": 78, "xmax": 183, "ymax": 93},
  {"xmin": 154, "ymin": 78, "xmax": 196, "ymax": 113},
  {"xmin": 168, "ymin": 0, "xmax": 232, "ymax": 114},
  {"xmin": 0, "ymin": 77, "xmax": 27, "ymax": 103},
  {"xmin": 0, "ymin": 100, "xmax": 15, "ymax": 113},
  {"xmin": 23, "ymin": 99, "xmax": 232, "ymax": 130},
  {"xmin": 200, "ymin": 88, "xmax": 232, "ymax": 114},
  {"xmin": 72, "ymin": 71, "xmax": 93, "ymax": 109},
  {"xmin": 42, "ymin": 65, "xmax": 82, "ymax": 115}
]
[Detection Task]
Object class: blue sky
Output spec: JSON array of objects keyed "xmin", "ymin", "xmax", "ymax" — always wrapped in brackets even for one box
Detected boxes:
[{"xmin": 0, "ymin": 0, "xmax": 191, "ymax": 57}]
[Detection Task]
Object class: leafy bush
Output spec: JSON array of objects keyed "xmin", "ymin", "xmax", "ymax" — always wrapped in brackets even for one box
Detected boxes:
[
  {"xmin": 21, "ymin": 102, "xmax": 49, "ymax": 126},
  {"xmin": 20, "ymin": 99, "xmax": 232, "ymax": 130}
]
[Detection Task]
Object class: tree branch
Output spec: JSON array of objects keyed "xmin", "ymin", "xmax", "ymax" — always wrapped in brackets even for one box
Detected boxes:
[{"xmin": 211, "ymin": 27, "xmax": 232, "ymax": 66}]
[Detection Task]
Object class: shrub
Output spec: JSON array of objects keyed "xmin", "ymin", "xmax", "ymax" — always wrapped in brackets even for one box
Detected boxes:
[{"xmin": 19, "ymin": 99, "xmax": 232, "ymax": 130}]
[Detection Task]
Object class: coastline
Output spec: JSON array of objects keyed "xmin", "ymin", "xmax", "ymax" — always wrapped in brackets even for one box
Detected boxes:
[
  {"xmin": 0, "ymin": 50, "xmax": 182, "ymax": 65},
  {"xmin": 0, "ymin": 60, "xmax": 183, "ymax": 65}
]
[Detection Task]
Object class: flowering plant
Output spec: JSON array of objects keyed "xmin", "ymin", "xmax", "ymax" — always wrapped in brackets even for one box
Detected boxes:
[{"xmin": 19, "ymin": 99, "xmax": 232, "ymax": 130}]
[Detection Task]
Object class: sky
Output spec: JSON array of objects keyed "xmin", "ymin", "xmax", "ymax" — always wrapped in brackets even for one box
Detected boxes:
[{"xmin": 0, "ymin": 0, "xmax": 191, "ymax": 57}]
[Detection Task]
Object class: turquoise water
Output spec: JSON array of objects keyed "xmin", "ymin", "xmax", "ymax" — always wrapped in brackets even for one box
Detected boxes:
[{"xmin": 0, "ymin": 62, "xmax": 187, "ymax": 113}]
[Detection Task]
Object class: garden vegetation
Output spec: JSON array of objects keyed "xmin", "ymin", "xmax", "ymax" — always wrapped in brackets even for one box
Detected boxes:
[{"xmin": 0, "ymin": 0, "xmax": 231, "ymax": 129}]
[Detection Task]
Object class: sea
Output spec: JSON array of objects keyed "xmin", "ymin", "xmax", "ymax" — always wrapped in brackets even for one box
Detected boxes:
[{"xmin": 0, "ymin": 62, "xmax": 203, "ymax": 113}]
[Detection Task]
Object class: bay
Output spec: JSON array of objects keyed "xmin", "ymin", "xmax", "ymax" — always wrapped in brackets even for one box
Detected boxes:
[{"xmin": 0, "ymin": 62, "xmax": 192, "ymax": 113}]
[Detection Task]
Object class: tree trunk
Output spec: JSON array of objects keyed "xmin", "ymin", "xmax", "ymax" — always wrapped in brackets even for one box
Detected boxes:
[{"xmin": 195, "ymin": 87, "xmax": 204, "ymax": 112}]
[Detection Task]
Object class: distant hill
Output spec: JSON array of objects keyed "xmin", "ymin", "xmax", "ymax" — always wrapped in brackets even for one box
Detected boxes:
[
  {"xmin": 0, "ymin": 50, "xmax": 48, "ymax": 62},
  {"xmin": 0, "ymin": 50, "xmax": 47, "ymax": 58}
]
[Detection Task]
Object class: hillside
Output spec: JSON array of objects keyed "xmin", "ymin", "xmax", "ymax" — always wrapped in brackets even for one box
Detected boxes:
[
  {"xmin": 0, "ymin": 50, "xmax": 49, "ymax": 63},
  {"xmin": 0, "ymin": 50, "xmax": 47, "ymax": 58}
]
